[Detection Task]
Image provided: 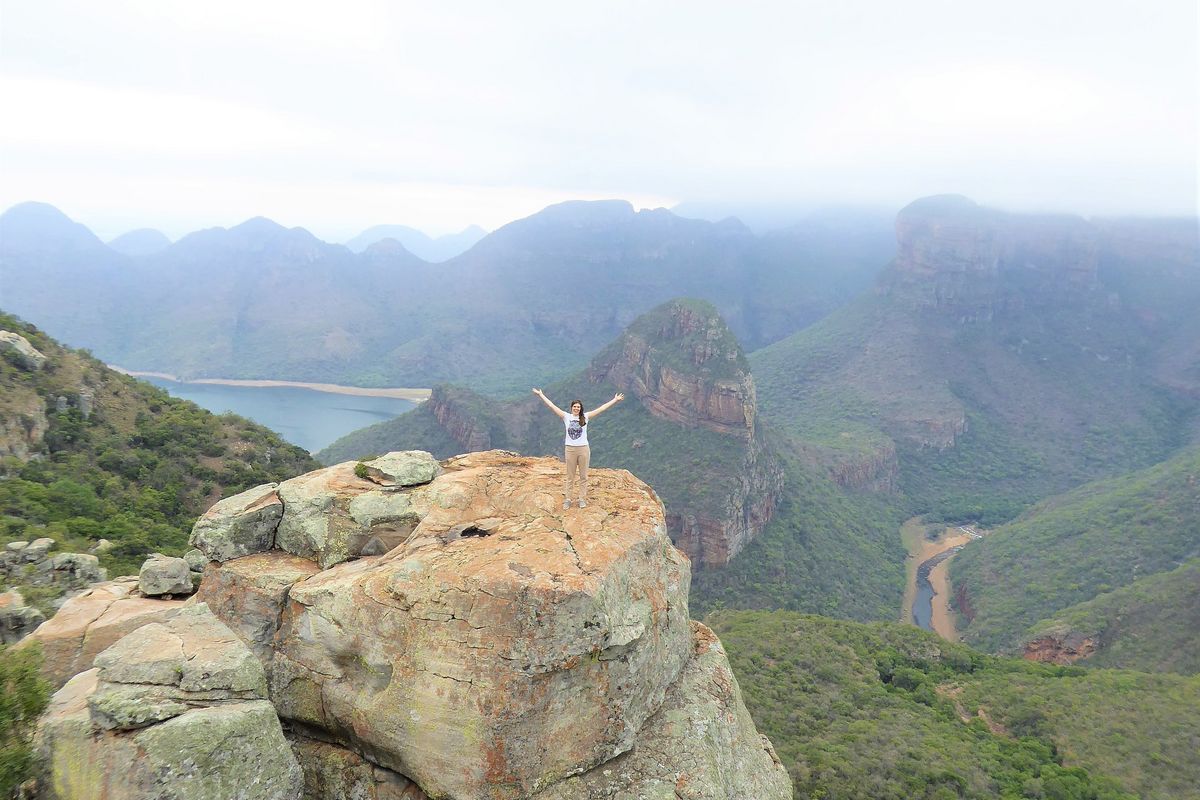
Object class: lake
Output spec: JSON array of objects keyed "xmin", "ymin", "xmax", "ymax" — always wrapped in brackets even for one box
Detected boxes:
[{"xmin": 143, "ymin": 377, "xmax": 417, "ymax": 453}]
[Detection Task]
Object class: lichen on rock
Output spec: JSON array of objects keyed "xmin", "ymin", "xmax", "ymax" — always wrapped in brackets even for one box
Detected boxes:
[{"xmin": 34, "ymin": 604, "xmax": 302, "ymax": 800}]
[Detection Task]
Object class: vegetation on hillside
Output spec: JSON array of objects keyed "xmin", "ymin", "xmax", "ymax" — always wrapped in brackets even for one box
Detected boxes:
[
  {"xmin": 752, "ymin": 293, "xmax": 1195, "ymax": 527},
  {"xmin": 0, "ymin": 313, "xmax": 316, "ymax": 584},
  {"xmin": 690, "ymin": 452, "xmax": 907, "ymax": 620},
  {"xmin": 1023, "ymin": 560, "xmax": 1200, "ymax": 675},
  {"xmin": 0, "ymin": 643, "xmax": 49, "ymax": 795},
  {"xmin": 711, "ymin": 611, "xmax": 1198, "ymax": 800},
  {"xmin": 950, "ymin": 444, "xmax": 1200, "ymax": 653}
]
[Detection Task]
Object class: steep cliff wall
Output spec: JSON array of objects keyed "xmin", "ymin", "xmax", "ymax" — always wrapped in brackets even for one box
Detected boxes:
[
  {"xmin": 886, "ymin": 195, "xmax": 1099, "ymax": 318},
  {"xmin": 588, "ymin": 299, "xmax": 756, "ymax": 438}
]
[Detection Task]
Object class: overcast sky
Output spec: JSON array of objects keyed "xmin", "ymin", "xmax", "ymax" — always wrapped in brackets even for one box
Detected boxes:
[{"xmin": 1, "ymin": 1, "xmax": 1196, "ymax": 240}]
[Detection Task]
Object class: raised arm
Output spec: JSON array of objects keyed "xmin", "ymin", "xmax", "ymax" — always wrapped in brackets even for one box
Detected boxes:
[
  {"xmin": 532, "ymin": 388, "xmax": 568, "ymax": 418},
  {"xmin": 584, "ymin": 392, "xmax": 625, "ymax": 420}
]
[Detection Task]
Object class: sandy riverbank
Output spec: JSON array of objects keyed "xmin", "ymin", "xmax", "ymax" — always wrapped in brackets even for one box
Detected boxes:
[
  {"xmin": 928, "ymin": 557, "xmax": 961, "ymax": 641},
  {"xmin": 111, "ymin": 367, "xmax": 432, "ymax": 402},
  {"xmin": 900, "ymin": 516, "xmax": 975, "ymax": 635}
]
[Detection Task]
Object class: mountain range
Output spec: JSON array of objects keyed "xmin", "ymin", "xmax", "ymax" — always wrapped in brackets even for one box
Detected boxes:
[{"xmin": 0, "ymin": 199, "xmax": 895, "ymax": 393}]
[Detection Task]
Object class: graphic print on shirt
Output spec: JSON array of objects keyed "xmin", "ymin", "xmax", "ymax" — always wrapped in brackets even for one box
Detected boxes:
[{"xmin": 567, "ymin": 419, "xmax": 584, "ymax": 441}]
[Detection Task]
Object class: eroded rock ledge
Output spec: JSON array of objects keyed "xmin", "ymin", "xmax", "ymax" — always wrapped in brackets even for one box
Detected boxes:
[{"xmin": 32, "ymin": 450, "xmax": 791, "ymax": 800}]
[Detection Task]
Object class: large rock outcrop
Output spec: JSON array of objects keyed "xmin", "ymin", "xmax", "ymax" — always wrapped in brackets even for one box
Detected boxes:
[
  {"xmin": 587, "ymin": 300, "xmax": 783, "ymax": 566},
  {"xmin": 0, "ymin": 383, "xmax": 48, "ymax": 459},
  {"xmin": 269, "ymin": 452, "xmax": 693, "ymax": 799},
  {"xmin": 589, "ymin": 298, "xmax": 756, "ymax": 438},
  {"xmin": 0, "ymin": 330, "xmax": 47, "ymax": 370},
  {"xmin": 33, "ymin": 451, "xmax": 790, "ymax": 800}
]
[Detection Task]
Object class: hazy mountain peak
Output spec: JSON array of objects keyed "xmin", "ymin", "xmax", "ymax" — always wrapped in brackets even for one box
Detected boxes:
[
  {"xmin": 528, "ymin": 198, "xmax": 636, "ymax": 225},
  {"xmin": 107, "ymin": 228, "xmax": 171, "ymax": 257},
  {"xmin": 345, "ymin": 223, "xmax": 485, "ymax": 261},
  {"xmin": 362, "ymin": 236, "xmax": 420, "ymax": 260},
  {"xmin": 0, "ymin": 201, "xmax": 109, "ymax": 255},
  {"xmin": 898, "ymin": 194, "xmax": 983, "ymax": 219},
  {"xmin": 229, "ymin": 216, "xmax": 290, "ymax": 237}
]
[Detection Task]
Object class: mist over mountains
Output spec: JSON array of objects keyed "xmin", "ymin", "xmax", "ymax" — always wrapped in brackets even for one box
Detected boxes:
[{"xmin": 0, "ymin": 198, "xmax": 894, "ymax": 393}]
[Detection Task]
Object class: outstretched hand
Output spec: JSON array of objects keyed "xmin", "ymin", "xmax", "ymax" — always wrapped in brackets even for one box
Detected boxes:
[
  {"xmin": 613, "ymin": 392, "xmax": 625, "ymax": 402},
  {"xmin": 531, "ymin": 388, "xmax": 544, "ymax": 397}
]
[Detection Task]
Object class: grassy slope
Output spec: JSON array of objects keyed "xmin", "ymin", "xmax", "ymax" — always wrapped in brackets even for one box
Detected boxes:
[
  {"xmin": 711, "ymin": 610, "xmax": 1199, "ymax": 800},
  {"xmin": 1025, "ymin": 560, "xmax": 1200, "ymax": 675},
  {"xmin": 0, "ymin": 312, "xmax": 316, "ymax": 584},
  {"xmin": 950, "ymin": 445, "xmax": 1200, "ymax": 653}
]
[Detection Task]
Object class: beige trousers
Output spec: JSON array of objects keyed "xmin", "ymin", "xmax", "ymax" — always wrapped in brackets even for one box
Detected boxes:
[{"xmin": 564, "ymin": 445, "xmax": 590, "ymax": 501}]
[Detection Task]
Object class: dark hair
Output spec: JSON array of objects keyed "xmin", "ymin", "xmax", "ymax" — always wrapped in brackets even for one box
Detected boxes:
[{"xmin": 570, "ymin": 399, "xmax": 586, "ymax": 427}]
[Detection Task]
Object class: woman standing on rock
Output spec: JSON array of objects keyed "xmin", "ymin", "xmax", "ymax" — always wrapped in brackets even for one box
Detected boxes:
[{"xmin": 532, "ymin": 389, "xmax": 624, "ymax": 509}]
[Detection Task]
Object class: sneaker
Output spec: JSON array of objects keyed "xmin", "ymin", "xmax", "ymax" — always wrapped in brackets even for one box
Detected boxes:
[
  {"xmin": 563, "ymin": 499, "xmax": 572, "ymax": 510},
  {"xmin": 578, "ymin": 499, "xmax": 587, "ymax": 508}
]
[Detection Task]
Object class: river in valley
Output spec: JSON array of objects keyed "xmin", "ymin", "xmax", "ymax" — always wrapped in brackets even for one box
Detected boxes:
[
  {"xmin": 912, "ymin": 547, "xmax": 964, "ymax": 633},
  {"xmin": 142, "ymin": 376, "xmax": 418, "ymax": 453},
  {"xmin": 902, "ymin": 519, "xmax": 984, "ymax": 640}
]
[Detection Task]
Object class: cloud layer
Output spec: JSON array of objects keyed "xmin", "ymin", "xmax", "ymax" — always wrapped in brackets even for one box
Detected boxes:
[{"xmin": 1, "ymin": 0, "xmax": 1195, "ymax": 238}]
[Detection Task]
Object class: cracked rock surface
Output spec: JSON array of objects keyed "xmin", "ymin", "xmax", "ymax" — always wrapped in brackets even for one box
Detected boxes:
[{"xmin": 531, "ymin": 622, "xmax": 792, "ymax": 800}]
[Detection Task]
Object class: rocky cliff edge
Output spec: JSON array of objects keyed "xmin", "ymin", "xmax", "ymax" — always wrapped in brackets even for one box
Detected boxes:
[{"xmin": 30, "ymin": 450, "xmax": 791, "ymax": 800}]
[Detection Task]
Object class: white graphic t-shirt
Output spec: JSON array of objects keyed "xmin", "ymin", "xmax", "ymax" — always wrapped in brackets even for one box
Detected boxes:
[{"xmin": 563, "ymin": 413, "xmax": 589, "ymax": 447}]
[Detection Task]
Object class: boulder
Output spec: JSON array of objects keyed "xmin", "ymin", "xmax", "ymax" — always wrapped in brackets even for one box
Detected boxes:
[
  {"xmin": 36, "ymin": 673, "xmax": 302, "ymax": 800},
  {"xmin": 531, "ymin": 622, "xmax": 792, "ymax": 799},
  {"xmin": 28, "ymin": 451, "xmax": 791, "ymax": 800},
  {"xmin": 33, "ymin": 552, "xmax": 105, "ymax": 592},
  {"xmin": 357, "ymin": 450, "xmax": 441, "ymax": 487},
  {"xmin": 189, "ymin": 482, "xmax": 283, "ymax": 562},
  {"xmin": 89, "ymin": 538, "xmax": 114, "ymax": 555},
  {"xmin": 35, "ymin": 604, "xmax": 302, "ymax": 799},
  {"xmin": 24, "ymin": 536, "xmax": 54, "ymax": 563},
  {"xmin": 0, "ymin": 330, "xmax": 47, "ymax": 370},
  {"xmin": 0, "ymin": 589, "xmax": 45, "ymax": 644},
  {"xmin": 89, "ymin": 604, "xmax": 268, "ymax": 716},
  {"xmin": 138, "ymin": 554, "xmax": 194, "ymax": 596},
  {"xmin": 194, "ymin": 552, "xmax": 321, "ymax": 667},
  {"xmin": 275, "ymin": 461, "xmax": 428, "ymax": 569},
  {"xmin": 24, "ymin": 577, "xmax": 185, "ymax": 687},
  {"xmin": 182, "ymin": 548, "xmax": 207, "ymax": 572},
  {"xmin": 270, "ymin": 451, "xmax": 692, "ymax": 799}
]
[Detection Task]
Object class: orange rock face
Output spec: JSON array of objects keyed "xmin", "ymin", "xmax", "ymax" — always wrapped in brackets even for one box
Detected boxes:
[
  {"xmin": 194, "ymin": 552, "xmax": 321, "ymax": 668},
  {"xmin": 267, "ymin": 451, "xmax": 692, "ymax": 800},
  {"xmin": 24, "ymin": 577, "xmax": 185, "ymax": 688}
]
